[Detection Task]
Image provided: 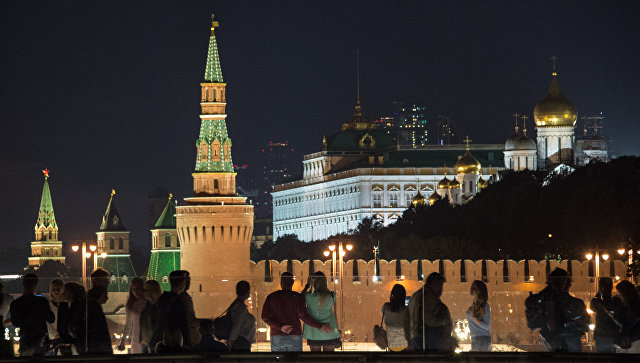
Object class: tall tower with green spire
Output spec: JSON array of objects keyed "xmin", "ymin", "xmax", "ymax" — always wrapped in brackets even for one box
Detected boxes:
[
  {"xmin": 95, "ymin": 189, "xmax": 136, "ymax": 292},
  {"xmin": 177, "ymin": 14, "xmax": 254, "ymax": 318},
  {"xmin": 147, "ymin": 193, "xmax": 180, "ymax": 291},
  {"xmin": 29, "ymin": 169, "xmax": 65, "ymax": 268}
]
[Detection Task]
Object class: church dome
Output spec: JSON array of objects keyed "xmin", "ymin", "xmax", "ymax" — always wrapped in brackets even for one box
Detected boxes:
[
  {"xmin": 437, "ymin": 176, "xmax": 450, "ymax": 189},
  {"xmin": 534, "ymin": 75, "xmax": 577, "ymax": 127},
  {"xmin": 478, "ymin": 177, "xmax": 489, "ymax": 189},
  {"xmin": 428, "ymin": 191, "xmax": 440, "ymax": 205},
  {"xmin": 412, "ymin": 191, "xmax": 426, "ymax": 207},
  {"xmin": 505, "ymin": 133, "xmax": 536, "ymax": 151},
  {"xmin": 449, "ymin": 178, "xmax": 461, "ymax": 189},
  {"xmin": 455, "ymin": 150, "xmax": 481, "ymax": 174}
]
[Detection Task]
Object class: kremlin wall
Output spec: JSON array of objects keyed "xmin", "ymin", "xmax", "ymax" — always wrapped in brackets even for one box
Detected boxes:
[{"xmin": 181, "ymin": 258, "xmax": 626, "ymax": 345}]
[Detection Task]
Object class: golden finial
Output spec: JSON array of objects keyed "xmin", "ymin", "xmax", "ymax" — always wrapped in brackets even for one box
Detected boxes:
[
  {"xmin": 168, "ymin": 192, "xmax": 173, "ymax": 200},
  {"xmin": 550, "ymin": 56, "xmax": 558, "ymax": 76},
  {"xmin": 210, "ymin": 13, "xmax": 219, "ymax": 36},
  {"xmin": 356, "ymin": 49, "xmax": 360, "ymax": 105},
  {"xmin": 42, "ymin": 168, "xmax": 50, "ymax": 180},
  {"xmin": 521, "ymin": 115, "xmax": 529, "ymax": 136},
  {"xmin": 512, "ymin": 113, "xmax": 520, "ymax": 133},
  {"xmin": 463, "ymin": 135, "xmax": 472, "ymax": 150},
  {"xmin": 111, "ymin": 189, "xmax": 116, "ymax": 197}
]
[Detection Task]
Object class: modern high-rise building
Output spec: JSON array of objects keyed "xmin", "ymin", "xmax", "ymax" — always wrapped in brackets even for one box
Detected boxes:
[
  {"xmin": 28, "ymin": 169, "xmax": 65, "ymax": 268},
  {"xmin": 393, "ymin": 102, "xmax": 429, "ymax": 147},
  {"xmin": 374, "ymin": 116, "xmax": 394, "ymax": 136},
  {"xmin": 436, "ymin": 115, "xmax": 460, "ymax": 145},
  {"xmin": 262, "ymin": 141, "xmax": 295, "ymax": 190},
  {"xmin": 176, "ymin": 15, "xmax": 254, "ymax": 317}
]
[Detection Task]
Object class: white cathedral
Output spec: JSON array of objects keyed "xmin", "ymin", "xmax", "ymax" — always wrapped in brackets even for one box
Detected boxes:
[{"xmin": 272, "ymin": 65, "xmax": 608, "ymax": 242}]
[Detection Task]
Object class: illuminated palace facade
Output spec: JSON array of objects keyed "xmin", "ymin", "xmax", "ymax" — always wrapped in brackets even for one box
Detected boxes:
[{"xmin": 272, "ymin": 101, "xmax": 504, "ymax": 242}]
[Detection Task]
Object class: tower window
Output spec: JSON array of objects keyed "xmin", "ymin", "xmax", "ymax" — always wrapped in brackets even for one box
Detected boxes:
[
  {"xmin": 119, "ymin": 237, "xmax": 124, "ymax": 250},
  {"xmin": 214, "ymin": 179, "xmax": 219, "ymax": 190},
  {"xmin": 162, "ymin": 276, "xmax": 169, "ymax": 284},
  {"xmin": 110, "ymin": 237, "xmax": 115, "ymax": 250},
  {"xmin": 165, "ymin": 233, "xmax": 172, "ymax": 247}
]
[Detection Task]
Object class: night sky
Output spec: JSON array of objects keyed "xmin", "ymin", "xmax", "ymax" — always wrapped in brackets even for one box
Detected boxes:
[{"xmin": 2, "ymin": 1, "xmax": 639, "ymax": 261}]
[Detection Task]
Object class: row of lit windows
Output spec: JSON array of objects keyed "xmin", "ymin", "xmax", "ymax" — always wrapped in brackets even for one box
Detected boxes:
[{"xmin": 274, "ymin": 186, "xmax": 360, "ymax": 206}]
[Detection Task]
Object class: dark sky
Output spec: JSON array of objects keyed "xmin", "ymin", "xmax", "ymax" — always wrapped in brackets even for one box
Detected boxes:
[{"xmin": 2, "ymin": 1, "xmax": 639, "ymax": 257}]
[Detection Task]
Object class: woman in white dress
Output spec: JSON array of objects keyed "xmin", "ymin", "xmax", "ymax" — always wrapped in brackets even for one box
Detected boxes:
[{"xmin": 117, "ymin": 277, "xmax": 146, "ymax": 353}]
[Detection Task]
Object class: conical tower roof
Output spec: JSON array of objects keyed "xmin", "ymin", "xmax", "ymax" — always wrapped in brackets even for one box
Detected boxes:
[
  {"xmin": 154, "ymin": 194, "xmax": 177, "ymax": 229},
  {"xmin": 99, "ymin": 189, "xmax": 127, "ymax": 231},
  {"xmin": 35, "ymin": 169, "xmax": 57, "ymax": 229},
  {"xmin": 204, "ymin": 14, "xmax": 224, "ymax": 83}
]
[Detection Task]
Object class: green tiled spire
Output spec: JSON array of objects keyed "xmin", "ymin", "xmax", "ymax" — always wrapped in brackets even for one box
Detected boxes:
[
  {"xmin": 147, "ymin": 250, "xmax": 181, "ymax": 291},
  {"xmin": 204, "ymin": 14, "xmax": 223, "ymax": 83},
  {"xmin": 36, "ymin": 169, "xmax": 57, "ymax": 229},
  {"xmin": 154, "ymin": 194, "xmax": 176, "ymax": 228},
  {"xmin": 99, "ymin": 189, "xmax": 127, "ymax": 231},
  {"xmin": 194, "ymin": 124, "xmax": 234, "ymax": 172}
]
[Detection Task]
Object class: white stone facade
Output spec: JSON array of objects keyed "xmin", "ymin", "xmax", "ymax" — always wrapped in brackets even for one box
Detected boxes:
[
  {"xmin": 272, "ymin": 168, "xmax": 495, "ymax": 242},
  {"xmin": 536, "ymin": 126, "xmax": 575, "ymax": 168},
  {"xmin": 504, "ymin": 149, "xmax": 537, "ymax": 171}
]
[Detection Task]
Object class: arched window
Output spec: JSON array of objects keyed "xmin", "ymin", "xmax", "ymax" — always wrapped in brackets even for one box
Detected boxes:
[
  {"xmin": 44, "ymin": 248, "xmax": 50, "ymax": 256},
  {"xmin": 214, "ymin": 179, "xmax": 219, "ymax": 190},
  {"xmin": 165, "ymin": 233, "xmax": 172, "ymax": 247},
  {"xmin": 110, "ymin": 237, "xmax": 115, "ymax": 250},
  {"xmin": 119, "ymin": 237, "xmax": 124, "ymax": 250},
  {"xmin": 213, "ymin": 88, "xmax": 217, "ymax": 101},
  {"xmin": 162, "ymin": 276, "xmax": 169, "ymax": 284},
  {"xmin": 122, "ymin": 275, "xmax": 128, "ymax": 283}
]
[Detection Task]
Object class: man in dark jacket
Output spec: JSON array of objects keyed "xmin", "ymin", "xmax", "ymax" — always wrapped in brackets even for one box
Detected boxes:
[
  {"xmin": 10, "ymin": 273, "xmax": 54, "ymax": 356},
  {"xmin": 590, "ymin": 277, "xmax": 623, "ymax": 353},
  {"xmin": 261, "ymin": 272, "xmax": 330, "ymax": 351},
  {"xmin": 408, "ymin": 272, "xmax": 453, "ymax": 351},
  {"xmin": 149, "ymin": 270, "xmax": 189, "ymax": 352}
]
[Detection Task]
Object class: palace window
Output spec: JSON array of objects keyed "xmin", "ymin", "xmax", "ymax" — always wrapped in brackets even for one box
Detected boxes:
[
  {"xmin": 406, "ymin": 193, "xmax": 415, "ymax": 207},
  {"xmin": 373, "ymin": 193, "xmax": 382, "ymax": 208},
  {"xmin": 110, "ymin": 237, "xmax": 115, "ymax": 250},
  {"xmin": 165, "ymin": 233, "xmax": 171, "ymax": 247},
  {"xmin": 119, "ymin": 237, "xmax": 124, "ymax": 250},
  {"xmin": 389, "ymin": 193, "xmax": 399, "ymax": 208}
]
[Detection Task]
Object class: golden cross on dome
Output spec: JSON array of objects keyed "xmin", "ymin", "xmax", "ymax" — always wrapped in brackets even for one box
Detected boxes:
[
  {"xmin": 463, "ymin": 135, "xmax": 472, "ymax": 150},
  {"xmin": 550, "ymin": 56, "xmax": 558, "ymax": 76},
  {"xmin": 521, "ymin": 115, "xmax": 529, "ymax": 135},
  {"xmin": 512, "ymin": 113, "xmax": 520, "ymax": 132},
  {"xmin": 210, "ymin": 14, "xmax": 219, "ymax": 35},
  {"xmin": 42, "ymin": 168, "xmax": 50, "ymax": 179}
]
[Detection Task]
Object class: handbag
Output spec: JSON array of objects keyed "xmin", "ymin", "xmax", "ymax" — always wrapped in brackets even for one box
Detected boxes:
[
  {"xmin": 373, "ymin": 309, "xmax": 388, "ymax": 350},
  {"xmin": 213, "ymin": 301, "xmax": 235, "ymax": 340}
]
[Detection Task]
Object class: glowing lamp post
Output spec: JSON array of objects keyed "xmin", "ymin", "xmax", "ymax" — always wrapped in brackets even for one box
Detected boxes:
[
  {"xmin": 322, "ymin": 242, "xmax": 353, "ymax": 331},
  {"xmin": 72, "ymin": 242, "xmax": 106, "ymax": 288},
  {"xmin": 586, "ymin": 246, "xmax": 609, "ymax": 293},
  {"xmin": 617, "ymin": 240, "xmax": 639, "ymax": 283}
]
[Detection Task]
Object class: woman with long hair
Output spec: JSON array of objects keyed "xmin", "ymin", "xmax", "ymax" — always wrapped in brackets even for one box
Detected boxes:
[
  {"xmin": 615, "ymin": 280, "xmax": 640, "ymax": 353},
  {"xmin": 466, "ymin": 280, "xmax": 491, "ymax": 351},
  {"xmin": 382, "ymin": 284, "xmax": 410, "ymax": 351},
  {"xmin": 302, "ymin": 271, "xmax": 340, "ymax": 351},
  {"xmin": 117, "ymin": 277, "xmax": 146, "ymax": 353}
]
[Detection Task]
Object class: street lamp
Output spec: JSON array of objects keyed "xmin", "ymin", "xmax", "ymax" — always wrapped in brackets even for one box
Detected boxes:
[
  {"xmin": 71, "ymin": 241, "xmax": 105, "ymax": 288},
  {"xmin": 617, "ymin": 240, "xmax": 640, "ymax": 283},
  {"xmin": 323, "ymin": 241, "xmax": 353, "ymax": 331},
  {"xmin": 586, "ymin": 246, "xmax": 609, "ymax": 293}
]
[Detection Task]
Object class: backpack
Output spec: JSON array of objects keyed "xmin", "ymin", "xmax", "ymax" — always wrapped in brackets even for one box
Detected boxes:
[
  {"xmin": 213, "ymin": 301, "xmax": 236, "ymax": 340},
  {"xmin": 561, "ymin": 296, "xmax": 590, "ymax": 337},
  {"xmin": 525, "ymin": 291, "xmax": 546, "ymax": 330}
]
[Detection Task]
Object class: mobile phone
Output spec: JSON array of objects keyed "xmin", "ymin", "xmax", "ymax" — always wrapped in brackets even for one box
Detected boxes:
[{"xmin": 405, "ymin": 297, "xmax": 410, "ymax": 307}]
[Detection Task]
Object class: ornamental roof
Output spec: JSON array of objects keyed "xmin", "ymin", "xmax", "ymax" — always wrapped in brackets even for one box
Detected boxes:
[
  {"xmin": 99, "ymin": 190, "xmax": 127, "ymax": 232},
  {"xmin": 324, "ymin": 129, "xmax": 395, "ymax": 151},
  {"xmin": 36, "ymin": 172, "xmax": 57, "ymax": 230},
  {"xmin": 154, "ymin": 195, "xmax": 176, "ymax": 229},
  {"xmin": 204, "ymin": 15, "xmax": 223, "ymax": 83}
]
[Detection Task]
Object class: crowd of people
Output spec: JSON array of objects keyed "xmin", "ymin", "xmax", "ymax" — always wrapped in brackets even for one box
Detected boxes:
[{"xmin": 1, "ymin": 267, "xmax": 639, "ymax": 356}]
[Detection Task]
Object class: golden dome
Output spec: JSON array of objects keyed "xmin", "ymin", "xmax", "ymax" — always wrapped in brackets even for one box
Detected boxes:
[
  {"xmin": 534, "ymin": 74, "xmax": 577, "ymax": 127},
  {"xmin": 455, "ymin": 150, "xmax": 481, "ymax": 174},
  {"xmin": 428, "ymin": 191, "xmax": 440, "ymax": 206},
  {"xmin": 437, "ymin": 176, "xmax": 450, "ymax": 189},
  {"xmin": 478, "ymin": 177, "xmax": 489, "ymax": 189},
  {"xmin": 449, "ymin": 178, "xmax": 461, "ymax": 189},
  {"xmin": 412, "ymin": 190, "xmax": 426, "ymax": 207}
]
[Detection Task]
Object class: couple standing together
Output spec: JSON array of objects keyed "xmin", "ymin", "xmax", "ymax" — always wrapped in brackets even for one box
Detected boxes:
[{"xmin": 261, "ymin": 271, "xmax": 339, "ymax": 352}]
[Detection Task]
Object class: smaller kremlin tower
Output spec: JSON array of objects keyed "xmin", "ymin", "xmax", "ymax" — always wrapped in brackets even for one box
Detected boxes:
[
  {"xmin": 147, "ymin": 193, "xmax": 180, "ymax": 291},
  {"xmin": 28, "ymin": 169, "xmax": 65, "ymax": 268},
  {"xmin": 96, "ymin": 190, "xmax": 136, "ymax": 292}
]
